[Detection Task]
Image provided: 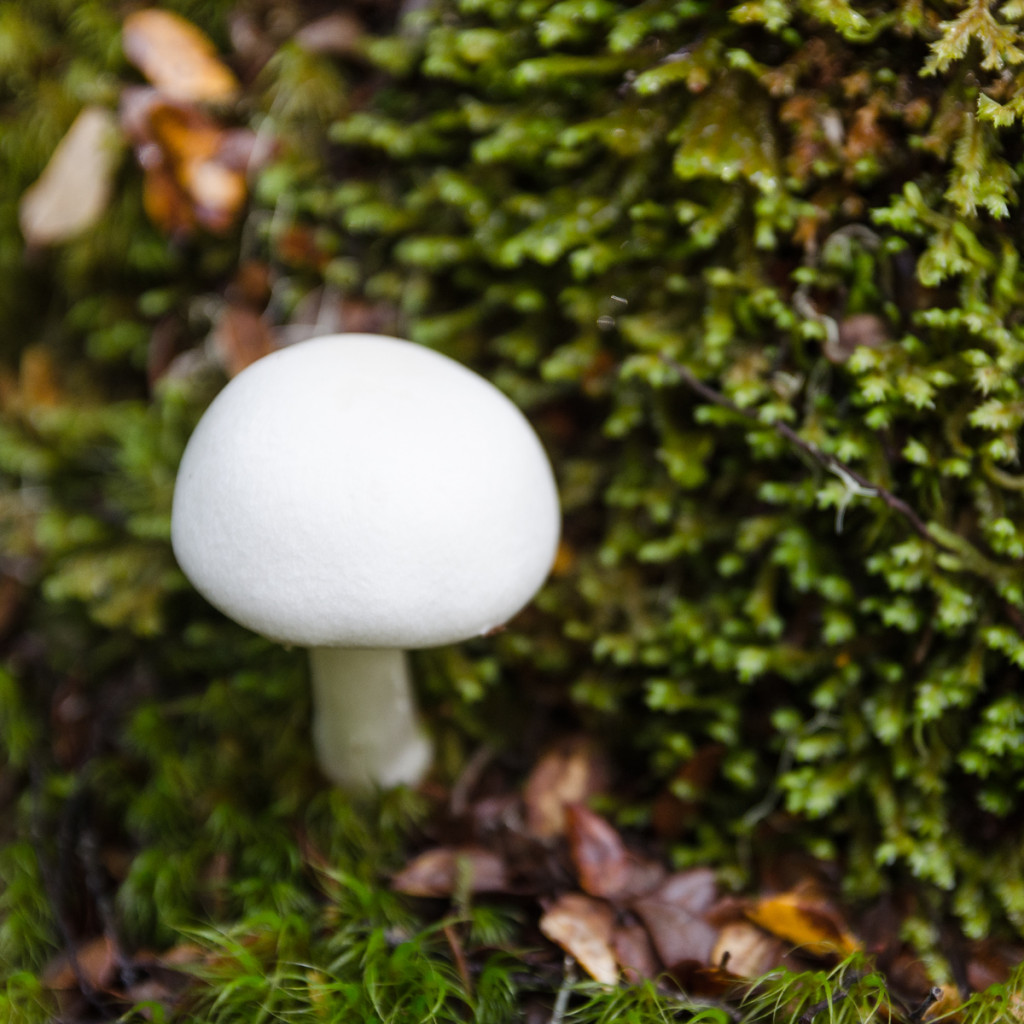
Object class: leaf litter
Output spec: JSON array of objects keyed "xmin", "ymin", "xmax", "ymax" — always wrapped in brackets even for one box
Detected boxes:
[{"xmin": 386, "ymin": 735, "xmax": 1024, "ymax": 1021}]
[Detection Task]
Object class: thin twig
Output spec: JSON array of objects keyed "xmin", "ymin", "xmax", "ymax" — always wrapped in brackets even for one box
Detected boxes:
[
  {"xmin": 549, "ymin": 955, "xmax": 576, "ymax": 1024},
  {"xmin": 662, "ymin": 356, "xmax": 942, "ymax": 547},
  {"xmin": 910, "ymin": 986, "xmax": 944, "ymax": 1022}
]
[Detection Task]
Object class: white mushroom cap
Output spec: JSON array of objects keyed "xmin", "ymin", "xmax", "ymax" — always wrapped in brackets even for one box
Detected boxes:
[{"xmin": 171, "ymin": 333, "xmax": 560, "ymax": 648}]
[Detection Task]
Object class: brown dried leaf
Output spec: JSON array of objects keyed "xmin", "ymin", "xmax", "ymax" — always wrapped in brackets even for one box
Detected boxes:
[
  {"xmin": 19, "ymin": 107, "xmax": 121, "ymax": 247},
  {"xmin": 524, "ymin": 737, "xmax": 608, "ymax": 839},
  {"xmin": 211, "ymin": 305, "xmax": 275, "ymax": 377},
  {"xmin": 745, "ymin": 884, "xmax": 860, "ymax": 958},
  {"xmin": 539, "ymin": 893, "xmax": 618, "ymax": 985},
  {"xmin": 966, "ymin": 941, "xmax": 1024, "ymax": 991},
  {"xmin": 123, "ymin": 9, "xmax": 239, "ymax": 103},
  {"xmin": 631, "ymin": 868, "xmax": 719, "ymax": 969},
  {"xmin": 123, "ymin": 93, "xmax": 251, "ymax": 235},
  {"xmin": 611, "ymin": 922, "xmax": 659, "ymax": 983},
  {"xmin": 392, "ymin": 847, "xmax": 508, "ymax": 898},
  {"xmin": 566, "ymin": 803, "xmax": 663, "ymax": 901},
  {"xmin": 43, "ymin": 934, "xmax": 118, "ymax": 992},
  {"xmin": 142, "ymin": 162, "xmax": 197, "ymax": 237},
  {"xmin": 668, "ymin": 960, "xmax": 744, "ymax": 999}
]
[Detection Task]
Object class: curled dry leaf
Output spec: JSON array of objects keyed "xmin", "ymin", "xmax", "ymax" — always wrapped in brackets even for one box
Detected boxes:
[
  {"xmin": 745, "ymin": 884, "xmax": 860, "ymax": 958},
  {"xmin": 211, "ymin": 304, "xmax": 276, "ymax": 377},
  {"xmin": 631, "ymin": 868, "xmax": 719, "ymax": 969},
  {"xmin": 121, "ymin": 89, "xmax": 254, "ymax": 235},
  {"xmin": 539, "ymin": 893, "xmax": 619, "ymax": 985},
  {"xmin": 19, "ymin": 107, "xmax": 122, "ymax": 247},
  {"xmin": 523, "ymin": 736, "xmax": 608, "ymax": 839},
  {"xmin": 566, "ymin": 803, "xmax": 663, "ymax": 901},
  {"xmin": 123, "ymin": 9, "xmax": 239, "ymax": 103},
  {"xmin": 391, "ymin": 847, "xmax": 508, "ymax": 898}
]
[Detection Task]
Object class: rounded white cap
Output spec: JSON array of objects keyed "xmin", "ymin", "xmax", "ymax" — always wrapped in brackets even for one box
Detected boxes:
[{"xmin": 171, "ymin": 333, "xmax": 560, "ymax": 648}]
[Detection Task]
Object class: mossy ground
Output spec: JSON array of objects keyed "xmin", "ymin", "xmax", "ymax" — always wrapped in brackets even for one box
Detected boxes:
[{"xmin": 4, "ymin": 0, "xmax": 1024, "ymax": 1021}]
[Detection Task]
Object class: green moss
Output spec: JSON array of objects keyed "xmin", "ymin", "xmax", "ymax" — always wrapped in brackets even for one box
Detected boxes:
[{"xmin": 258, "ymin": 0, "xmax": 1024, "ymax": 942}]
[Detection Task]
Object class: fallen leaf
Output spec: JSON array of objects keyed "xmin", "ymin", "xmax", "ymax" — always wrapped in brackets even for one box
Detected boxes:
[
  {"xmin": 43, "ymin": 934, "xmax": 118, "ymax": 991},
  {"xmin": 539, "ymin": 893, "xmax": 619, "ymax": 985},
  {"xmin": 711, "ymin": 921, "xmax": 786, "ymax": 978},
  {"xmin": 966, "ymin": 941, "xmax": 1024, "ymax": 991},
  {"xmin": 146, "ymin": 101, "xmax": 248, "ymax": 232},
  {"xmin": 566, "ymin": 803, "xmax": 663, "ymax": 901},
  {"xmin": 121, "ymin": 90, "xmax": 253, "ymax": 235},
  {"xmin": 631, "ymin": 869, "xmax": 719, "ymax": 969},
  {"xmin": 611, "ymin": 922, "xmax": 659, "ymax": 983},
  {"xmin": 745, "ymin": 884, "xmax": 860, "ymax": 958},
  {"xmin": 391, "ymin": 847, "xmax": 508, "ymax": 898},
  {"xmin": 142, "ymin": 161, "xmax": 199, "ymax": 237},
  {"xmin": 210, "ymin": 304, "xmax": 275, "ymax": 377},
  {"xmin": 19, "ymin": 107, "xmax": 122, "ymax": 247},
  {"xmin": 524, "ymin": 737, "xmax": 608, "ymax": 839},
  {"xmin": 670, "ymin": 960, "xmax": 746, "ymax": 1000},
  {"xmin": 123, "ymin": 9, "xmax": 239, "ymax": 103}
]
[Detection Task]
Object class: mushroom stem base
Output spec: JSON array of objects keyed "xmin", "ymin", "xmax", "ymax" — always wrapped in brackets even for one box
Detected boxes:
[{"xmin": 308, "ymin": 646, "xmax": 432, "ymax": 793}]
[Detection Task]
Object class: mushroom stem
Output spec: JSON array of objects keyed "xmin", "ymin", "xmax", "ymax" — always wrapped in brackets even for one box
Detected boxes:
[{"xmin": 308, "ymin": 646, "xmax": 433, "ymax": 793}]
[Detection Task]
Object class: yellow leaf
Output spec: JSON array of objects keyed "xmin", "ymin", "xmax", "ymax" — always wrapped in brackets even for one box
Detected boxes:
[{"xmin": 745, "ymin": 886, "xmax": 860, "ymax": 957}]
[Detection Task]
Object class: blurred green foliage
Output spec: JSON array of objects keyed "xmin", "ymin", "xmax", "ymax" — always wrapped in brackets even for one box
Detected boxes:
[{"xmin": 4, "ymin": 0, "xmax": 1024, "ymax": 1019}]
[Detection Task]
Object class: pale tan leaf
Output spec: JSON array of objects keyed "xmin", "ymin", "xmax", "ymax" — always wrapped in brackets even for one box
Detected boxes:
[
  {"xmin": 539, "ymin": 893, "xmax": 619, "ymax": 985},
  {"xmin": 19, "ymin": 107, "xmax": 121, "ymax": 246},
  {"xmin": 123, "ymin": 9, "xmax": 239, "ymax": 103},
  {"xmin": 391, "ymin": 847, "xmax": 508, "ymax": 898},
  {"xmin": 711, "ymin": 921, "xmax": 785, "ymax": 978}
]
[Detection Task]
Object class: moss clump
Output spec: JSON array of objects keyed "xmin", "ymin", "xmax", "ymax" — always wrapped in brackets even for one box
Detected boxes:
[{"xmin": 261, "ymin": 0, "xmax": 1024, "ymax": 941}]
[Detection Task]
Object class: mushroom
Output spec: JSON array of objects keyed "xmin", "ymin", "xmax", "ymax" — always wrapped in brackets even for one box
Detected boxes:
[{"xmin": 171, "ymin": 333, "xmax": 560, "ymax": 792}]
